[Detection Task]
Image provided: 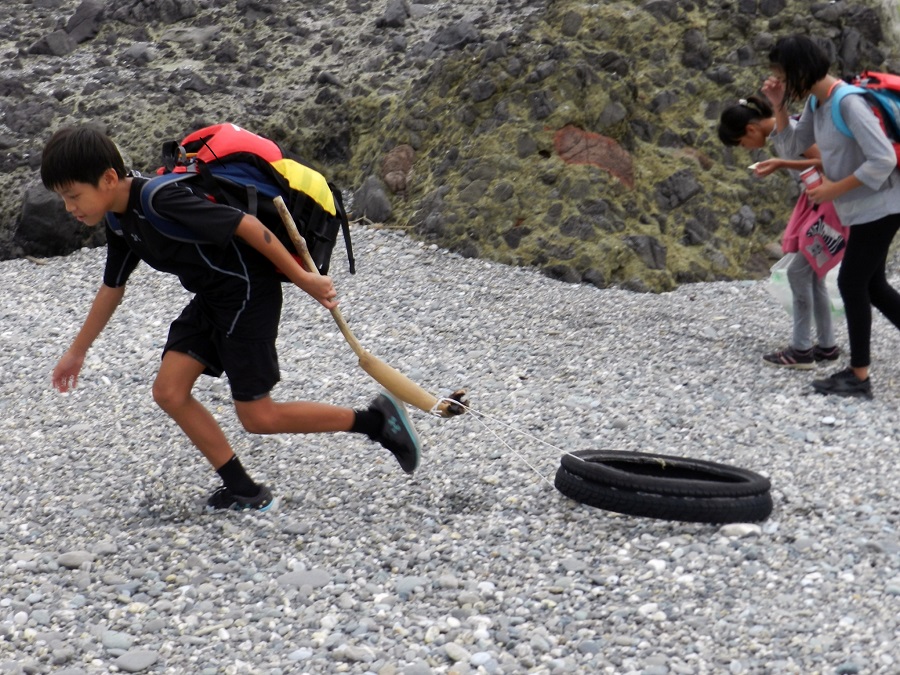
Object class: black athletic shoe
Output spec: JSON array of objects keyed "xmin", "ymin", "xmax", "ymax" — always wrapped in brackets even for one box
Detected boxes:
[
  {"xmin": 762, "ymin": 346, "xmax": 814, "ymax": 369},
  {"xmin": 812, "ymin": 345, "xmax": 841, "ymax": 362},
  {"xmin": 811, "ymin": 367, "xmax": 873, "ymax": 399},
  {"xmin": 206, "ymin": 484, "xmax": 277, "ymax": 512},
  {"xmin": 369, "ymin": 392, "xmax": 422, "ymax": 474}
]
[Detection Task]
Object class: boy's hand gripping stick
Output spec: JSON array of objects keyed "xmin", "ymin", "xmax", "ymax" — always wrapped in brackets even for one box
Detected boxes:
[{"xmin": 273, "ymin": 196, "xmax": 466, "ymax": 418}]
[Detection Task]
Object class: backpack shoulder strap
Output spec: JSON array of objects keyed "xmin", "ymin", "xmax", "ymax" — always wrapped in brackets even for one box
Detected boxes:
[
  {"xmin": 330, "ymin": 183, "xmax": 356, "ymax": 274},
  {"xmin": 138, "ymin": 172, "xmax": 217, "ymax": 243},
  {"xmin": 106, "ymin": 172, "xmax": 145, "ymax": 235},
  {"xmin": 809, "ymin": 85, "xmax": 868, "ymax": 137},
  {"xmin": 828, "ymin": 84, "xmax": 867, "ymax": 138},
  {"xmin": 106, "ymin": 212, "xmax": 123, "ymax": 235}
]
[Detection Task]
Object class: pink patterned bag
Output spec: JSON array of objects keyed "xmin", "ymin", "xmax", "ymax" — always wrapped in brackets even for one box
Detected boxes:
[{"xmin": 780, "ymin": 192, "xmax": 848, "ymax": 279}]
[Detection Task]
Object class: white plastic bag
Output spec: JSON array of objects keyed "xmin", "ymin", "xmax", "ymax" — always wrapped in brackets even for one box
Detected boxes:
[
  {"xmin": 766, "ymin": 253, "xmax": 796, "ymax": 315},
  {"xmin": 766, "ymin": 253, "xmax": 844, "ymax": 318},
  {"xmin": 825, "ymin": 263, "xmax": 845, "ymax": 318}
]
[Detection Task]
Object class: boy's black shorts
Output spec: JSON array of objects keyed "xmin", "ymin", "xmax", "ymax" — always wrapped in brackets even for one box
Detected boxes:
[{"xmin": 164, "ymin": 294, "xmax": 281, "ymax": 402}]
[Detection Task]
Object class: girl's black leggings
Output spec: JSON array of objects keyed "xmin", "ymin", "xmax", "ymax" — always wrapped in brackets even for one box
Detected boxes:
[{"xmin": 837, "ymin": 213, "xmax": 900, "ymax": 368}]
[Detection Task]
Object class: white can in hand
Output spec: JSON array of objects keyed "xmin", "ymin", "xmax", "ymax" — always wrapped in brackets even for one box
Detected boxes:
[{"xmin": 800, "ymin": 167, "xmax": 822, "ymax": 189}]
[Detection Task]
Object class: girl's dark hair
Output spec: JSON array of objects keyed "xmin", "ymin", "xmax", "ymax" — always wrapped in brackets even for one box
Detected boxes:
[
  {"xmin": 717, "ymin": 95, "xmax": 774, "ymax": 146},
  {"xmin": 768, "ymin": 34, "xmax": 832, "ymax": 105},
  {"xmin": 40, "ymin": 125, "xmax": 126, "ymax": 190}
]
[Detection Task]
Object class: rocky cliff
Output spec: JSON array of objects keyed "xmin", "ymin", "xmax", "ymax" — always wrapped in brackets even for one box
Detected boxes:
[{"xmin": 2, "ymin": 0, "xmax": 899, "ymax": 290}]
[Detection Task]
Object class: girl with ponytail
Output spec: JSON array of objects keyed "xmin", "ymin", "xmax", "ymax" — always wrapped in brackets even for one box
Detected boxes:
[{"xmin": 718, "ymin": 94, "xmax": 847, "ymax": 370}]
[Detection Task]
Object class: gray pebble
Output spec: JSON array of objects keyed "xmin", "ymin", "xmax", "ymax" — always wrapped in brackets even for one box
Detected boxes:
[
  {"xmin": 276, "ymin": 568, "xmax": 331, "ymax": 588},
  {"xmin": 102, "ymin": 631, "xmax": 134, "ymax": 650},
  {"xmin": 56, "ymin": 551, "xmax": 94, "ymax": 569},
  {"xmin": 444, "ymin": 643, "xmax": 471, "ymax": 662},
  {"xmin": 114, "ymin": 649, "xmax": 159, "ymax": 673}
]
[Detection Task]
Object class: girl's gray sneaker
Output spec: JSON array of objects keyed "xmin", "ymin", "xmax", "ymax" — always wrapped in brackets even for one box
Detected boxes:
[
  {"xmin": 812, "ymin": 344, "xmax": 840, "ymax": 361},
  {"xmin": 762, "ymin": 346, "xmax": 814, "ymax": 369}
]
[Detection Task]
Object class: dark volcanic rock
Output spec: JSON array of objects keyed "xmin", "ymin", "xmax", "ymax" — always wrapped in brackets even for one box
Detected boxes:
[
  {"xmin": 0, "ymin": 0, "xmax": 897, "ymax": 292},
  {"xmin": 14, "ymin": 184, "xmax": 105, "ymax": 257},
  {"xmin": 66, "ymin": 0, "xmax": 105, "ymax": 43},
  {"xmin": 28, "ymin": 30, "xmax": 77, "ymax": 56}
]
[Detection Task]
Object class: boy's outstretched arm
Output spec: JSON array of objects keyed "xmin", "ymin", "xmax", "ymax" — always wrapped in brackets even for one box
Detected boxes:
[
  {"xmin": 234, "ymin": 215, "xmax": 339, "ymax": 309},
  {"xmin": 52, "ymin": 283, "xmax": 126, "ymax": 392}
]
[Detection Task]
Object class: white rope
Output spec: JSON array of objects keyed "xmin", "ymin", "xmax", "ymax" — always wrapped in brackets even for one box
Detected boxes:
[{"xmin": 434, "ymin": 397, "xmax": 584, "ymax": 489}]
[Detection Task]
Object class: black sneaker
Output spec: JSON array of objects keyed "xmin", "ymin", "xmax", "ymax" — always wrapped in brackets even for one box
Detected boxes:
[
  {"xmin": 811, "ymin": 367, "xmax": 873, "ymax": 399},
  {"xmin": 369, "ymin": 392, "xmax": 422, "ymax": 474},
  {"xmin": 762, "ymin": 346, "xmax": 814, "ymax": 369},
  {"xmin": 206, "ymin": 484, "xmax": 277, "ymax": 512},
  {"xmin": 812, "ymin": 345, "xmax": 841, "ymax": 362}
]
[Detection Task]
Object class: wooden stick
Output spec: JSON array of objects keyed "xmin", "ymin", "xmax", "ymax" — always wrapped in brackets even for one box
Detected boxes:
[
  {"xmin": 274, "ymin": 206, "xmax": 365, "ymax": 357},
  {"xmin": 273, "ymin": 196, "xmax": 459, "ymax": 416}
]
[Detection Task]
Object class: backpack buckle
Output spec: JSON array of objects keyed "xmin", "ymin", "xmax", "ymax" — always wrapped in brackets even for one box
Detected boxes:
[{"xmin": 161, "ymin": 141, "xmax": 188, "ymax": 171}]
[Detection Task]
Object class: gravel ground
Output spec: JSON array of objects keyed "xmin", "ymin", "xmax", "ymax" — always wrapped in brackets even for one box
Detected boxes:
[{"xmin": 2, "ymin": 226, "xmax": 900, "ymax": 675}]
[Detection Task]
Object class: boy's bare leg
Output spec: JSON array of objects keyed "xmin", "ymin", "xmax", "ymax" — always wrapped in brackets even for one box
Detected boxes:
[
  {"xmin": 154, "ymin": 353, "xmax": 421, "ymax": 479},
  {"xmin": 234, "ymin": 393, "xmax": 422, "ymax": 474},
  {"xmin": 233, "ymin": 398, "xmax": 354, "ymax": 435},
  {"xmin": 152, "ymin": 350, "xmax": 235, "ymax": 469}
]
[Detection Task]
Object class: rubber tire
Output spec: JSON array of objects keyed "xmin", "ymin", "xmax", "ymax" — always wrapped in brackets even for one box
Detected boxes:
[
  {"xmin": 560, "ymin": 449, "xmax": 770, "ymax": 498},
  {"xmin": 554, "ymin": 466, "xmax": 773, "ymax": 523},
  {"xmin": 554, "ymin": 451, "xmax": 773, "ymax": 524}
]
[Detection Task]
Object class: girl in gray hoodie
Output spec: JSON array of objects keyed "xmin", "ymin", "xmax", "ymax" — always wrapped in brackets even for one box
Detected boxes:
[{"xmin": 766, "ymin": 34, "xmax": 900, "ymax": 399}]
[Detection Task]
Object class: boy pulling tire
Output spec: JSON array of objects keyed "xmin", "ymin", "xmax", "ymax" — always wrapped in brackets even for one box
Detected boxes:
[{"xmin": 41, "ymin": 125, "xmax": 421, "ymax": 512}]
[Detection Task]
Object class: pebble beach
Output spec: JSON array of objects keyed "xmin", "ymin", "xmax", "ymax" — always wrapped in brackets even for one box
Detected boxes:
[{"xmin": 2, "ymin": 226, "xmax": 900, "ymax": 674}]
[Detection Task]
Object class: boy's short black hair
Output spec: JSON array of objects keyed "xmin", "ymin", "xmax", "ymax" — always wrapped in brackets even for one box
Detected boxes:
[
  {"xmin": 40, "ymin": 125, "xmax": 127, "ymax": 191},
  {"xmin": 717, "ymin": 95, "xmax": 774, "ymax": 146},
  {"xmin": 768, "ymin": 34, "xmax": 832, "ymax": 105}
]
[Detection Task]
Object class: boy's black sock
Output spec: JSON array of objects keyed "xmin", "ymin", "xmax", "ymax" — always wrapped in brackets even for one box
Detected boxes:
[
  {"xmin": 351, "ymin": 408, "xmax": 384, "ymax": 439},
  {"xmin": 216, "ymin": 455, "xmax": 259, "ymax": 497}
]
